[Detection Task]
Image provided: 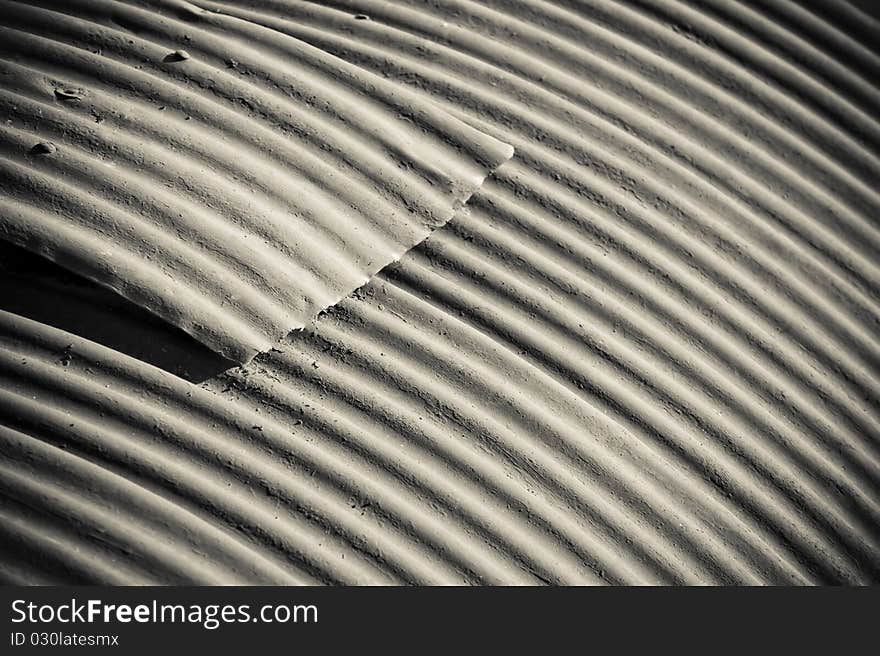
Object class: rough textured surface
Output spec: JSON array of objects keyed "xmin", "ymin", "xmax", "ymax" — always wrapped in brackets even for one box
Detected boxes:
[
  {"xmin": 1, "ymin": 0, "xmax": 879, "ymax": 584},
  {"xmin": 0, "ymin": 0, "xmax": 513, "ymax": 363}
]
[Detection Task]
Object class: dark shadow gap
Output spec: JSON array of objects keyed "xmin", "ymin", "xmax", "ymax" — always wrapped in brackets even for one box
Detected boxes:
[{"xmin": 0, "ymin": 241, "xmax": 234, "ymax": 383}]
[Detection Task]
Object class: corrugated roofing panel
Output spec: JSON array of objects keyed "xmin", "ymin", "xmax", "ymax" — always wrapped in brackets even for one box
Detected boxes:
[
  {"xmin": 1, "ymin": 0, "xmax": 879, "ymax": 584},
  {"xmin": 0, "ymin": 0, "xmax": 513, "ymax": 363}
]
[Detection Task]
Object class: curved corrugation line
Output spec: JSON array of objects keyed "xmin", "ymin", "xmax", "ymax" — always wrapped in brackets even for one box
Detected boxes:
[
  {"xmin": 0, "ymin": 0, "xmax": 514, "ymax": 364},
  {"xmin": 1, "ymin": 0, "xmax": 879, "ymax": 584}
]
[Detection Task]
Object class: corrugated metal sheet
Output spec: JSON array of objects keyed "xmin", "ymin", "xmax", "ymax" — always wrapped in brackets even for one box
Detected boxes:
[
  {"xmin": 1, "ymin": 0, "xmax": 879, "ymax": 584},
  {"xmin": 0, "ymin": 0, "xmax": 513, "ymax": 363}
]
